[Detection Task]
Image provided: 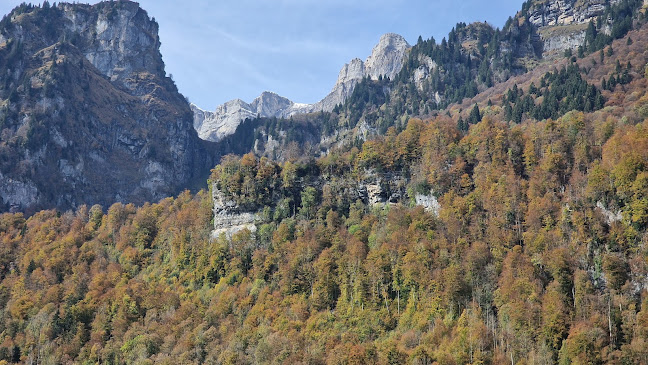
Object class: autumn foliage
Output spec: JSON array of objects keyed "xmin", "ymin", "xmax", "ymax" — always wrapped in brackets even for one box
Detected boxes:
[
  {"xmin": 0, "ymin": 96, "xmax": 647, "ymax": 363},
  {"xmin": 2, "ymin": 4, "xmax": 648, "ymax": 365}
]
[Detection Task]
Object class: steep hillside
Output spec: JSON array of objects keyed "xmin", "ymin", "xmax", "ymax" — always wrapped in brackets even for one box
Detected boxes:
[
  {"xmin": 0, "ymin": 2, "xmax": 216, "ymax": 213},
  {"xmin": 0, "ymin": 18, "xmax": 647, "ymax": 362},
  {"xmin": 210, "ymin": 0, "xmax": 646, "ymax": 164},
  {"xmin": 1, "ymin": 0, "xmax": 648, "ymax": 364}
]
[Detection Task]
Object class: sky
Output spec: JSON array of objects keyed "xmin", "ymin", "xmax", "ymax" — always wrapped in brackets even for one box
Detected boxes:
[{"xmin": 0, "ymin": 0, "xmax": 524, "ymax": 110}]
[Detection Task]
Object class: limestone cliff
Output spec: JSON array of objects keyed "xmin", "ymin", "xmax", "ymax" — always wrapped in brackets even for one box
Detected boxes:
[
  {"xmin": 526, "ymin": 0, "xmax": 622, "ymax": 56},
  {"xmin": 209, "ymin": 166, "xmax": 439, "ymax": 240},
  {"xmin": 60, "ymin": 1, "xmax": 166, "ymax": 88},
  {"xmin": 0, "ymin": 2, "xmax": 215, "ymax": 213},
  {"xmin": 211, "ymin": 183, "xmax": 258, "ymax": 239},
  {"xmin": 527, "ymin": 0, "xmax": 617, "ymax": 27}
]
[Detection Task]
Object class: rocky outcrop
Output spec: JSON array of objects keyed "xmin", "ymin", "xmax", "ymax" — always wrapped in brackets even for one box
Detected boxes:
[
  {"xmin": 0, "ymin": 171, "xmax": 39, "ymax": 212},
  {"xmin": 0, "ymin": 2, "xmax": 215, "ymax": 213},
  {"xmin": 539, "ymin": 24, "xmax": 588, "ymax": 56},
  {"xmin": 60, "ymin": 1, "xmax": 165, "ymax": 88},
  {"xmin": 208, "ymin": 166, "xmax": 442, "ymax": 238},
  {"xmin": 596, "ymin": 201, "xmax": 623, "ymax": 224},
  {"xmin": 528, "ymin": 0, "xmax": 616, "ymax": 28},
  {"xmin": 526, "ymin": 0, "xmax": 621, "ymax": 56},
  {"xmin": 415, "ymin": 193, "xmax": 441, "ymax": 216},
  {"xmin": 356, "ymin": 171, "xmax": 409, "ymax": 207},
  {"xmin": 194, "ymin": 33, "xmax": 411, "ymax": 142},
  {"xmin": 211, "ymin": 184, "xmax": 258, "ymax": 239}
]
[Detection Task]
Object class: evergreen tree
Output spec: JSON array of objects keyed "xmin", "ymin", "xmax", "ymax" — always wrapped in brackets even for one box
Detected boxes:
[
  {"xmin": 457, "ymin": 116, "xmax": 468, "ymax": 132},
  {"xmin": 468, "ymin": 104, "xmax": 481, "ymax": 124}
]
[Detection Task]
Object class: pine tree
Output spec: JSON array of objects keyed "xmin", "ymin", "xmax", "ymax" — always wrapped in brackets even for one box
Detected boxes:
[
  {"xmin": 457, "ymin": 116, "xmax": 468, "ymax": 132},
  {"xmin": 468, "ymin": 104, "xmax": 481, "ymax": 124}
]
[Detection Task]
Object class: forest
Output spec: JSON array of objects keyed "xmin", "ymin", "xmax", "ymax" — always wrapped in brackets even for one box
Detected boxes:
[{"xmin": 2, "ymin": 79, "xmax": 648, "ymax": 363}]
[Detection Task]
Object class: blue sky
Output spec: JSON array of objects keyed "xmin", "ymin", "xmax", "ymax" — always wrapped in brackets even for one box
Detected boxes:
[{"xmin": 1, "ymin": 1, "xmax": 524, "ymax": 110}]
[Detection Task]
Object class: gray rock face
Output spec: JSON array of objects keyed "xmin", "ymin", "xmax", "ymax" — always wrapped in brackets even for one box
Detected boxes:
[
  {"xmin": 528, "ymin": 0, "xmax": 621, "ymax": 56},
  {"xmin": 540, "ymin": 26, "xmax": 588, "ymax": 56},
  {"xmin": 60, "ymin": 1, "xmax": 165, "ymax": 88},
  {"xmin": 365, "ymin": 33, "xmax": 411, "ymax": 80},
  {"xmin": 0, "ymin": 2, "xmax": 215, "ymax": 213},
  {"xmin": 528, "ymin": 0, "xmax": 616, "ymax": 28},
  {"xmin": 194, "ymin": 33, "xmax": 411, "ymax": 142},
  {"xmin": 356, "ymin": 171, "xmax": 408, "ymax": 207},
  {"xmin": 0, "ymin": 172, "xmax": 39, "ymax": 213},
  {"xmin": 415, "ymin": 193, "xmax": 441, "ymax": 216},
  {"xmin": 412, "ymin": 55, "xmax": 441, "ymax": 104},
  {"xmin": 211, "ymin": 183, "xmax": 258, "ymax": 239}
]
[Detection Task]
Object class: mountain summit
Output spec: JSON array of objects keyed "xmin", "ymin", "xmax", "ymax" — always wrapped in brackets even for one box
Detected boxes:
[
  {"xmin": 310, "ymin": 33, "xmax": 411, "ymax": 113},
  {"xmin": 192, "ymin": 33, "xmax": 411, "ymax": 142},
  {"xmin": 191, "ymin": 92, "xmax": 306, "ymax": 142}
]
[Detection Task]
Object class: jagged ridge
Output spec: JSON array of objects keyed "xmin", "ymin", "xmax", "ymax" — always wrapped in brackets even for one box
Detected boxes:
[{"xmin": 193, "ymin": 33, "xmax": 411, "ymax": 142}]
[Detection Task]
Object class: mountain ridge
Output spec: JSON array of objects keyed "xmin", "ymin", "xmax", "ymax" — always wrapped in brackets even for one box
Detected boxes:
[
  {"xmin": 195, "ymin": 0, "xmax": 646, "ymax": 145},
  {"xmin": 193, "ymin": 33, "xmax": 411, "ymax": 142}
]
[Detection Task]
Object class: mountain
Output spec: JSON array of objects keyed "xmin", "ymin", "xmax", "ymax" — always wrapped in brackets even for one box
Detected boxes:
[
  {"xmin": 0, "ymin": 1, "xmax": 215, "ymax": 213},
  {"xmin": 197, "ymin": 0, "xmax": 645, "ymax": 149},
  {"xmin": 310, "ymin": 32, "xmax": 411, "ymax": 112},
  {"xmin": 2, "ymin": 0, "xmax": 648, "ymax": 363},
  {"xmin": 192, "ymin": 92, "xmax": 310, "ymax": 142},
  {"xmin": 193, "ymin": 33, "xmax": 410, "ymax": 142}
]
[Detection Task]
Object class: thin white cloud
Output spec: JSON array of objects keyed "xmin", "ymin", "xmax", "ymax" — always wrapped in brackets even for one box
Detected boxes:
[{"xmin": 202, "ymin": 25, "xmax": 351, "ymax": 56}]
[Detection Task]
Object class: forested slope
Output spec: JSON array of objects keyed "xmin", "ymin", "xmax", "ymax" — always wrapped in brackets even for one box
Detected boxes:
[
  {"xmin": 1, "ymin": 0, "xmax": 648, "ymax": 364},
  {"xmin": 2, "ymin": 28, "xmax": 648, "ymax": 363}
]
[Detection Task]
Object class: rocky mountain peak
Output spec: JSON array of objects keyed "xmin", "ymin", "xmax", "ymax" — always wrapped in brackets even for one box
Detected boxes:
[
  {"xmin": 194, "ymin": 33, "xmax": 411, "ymax": 142},
  {"xmin": 58, "ymin": 1, "xmax": 165, "ymax": 89},
  {"xmin": 191, "ymin": 92, "xmax": 310, "ymax": 142},
  {"xmin": 309, "ymin": 33, "xmax": 410, "ymax": 112},
  {"xmin": 249, "ymin": 91, "xmax": 293, "ymax": 116},
  {"xmin": 365, "ymin": 33, "xmax": 410, "ymax": 80}
]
